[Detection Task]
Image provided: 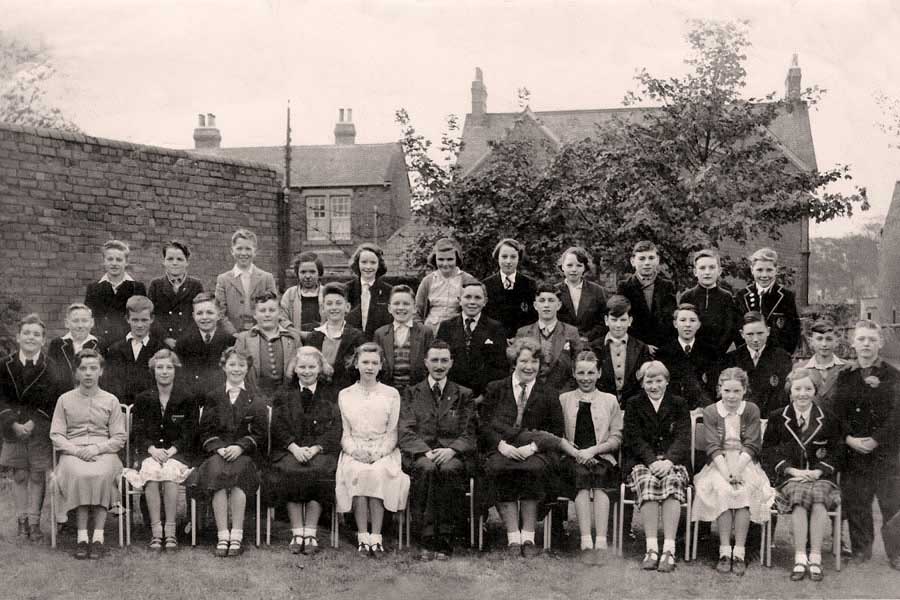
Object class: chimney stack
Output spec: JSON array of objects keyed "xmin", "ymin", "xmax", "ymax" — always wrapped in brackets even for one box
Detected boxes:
[
  {"xmin": 193, "ymin": 111, "xmax": 221, "ymax": 149},
  {"xmin": 334, "ymin": 108, "xmax": 356, "ymax": 145},
  {"xmin": 785, "ymin": 54, "xmax": 802, "ymax": 102},
  {"xmin": 471, "ymin": 67, "xmax": 488, "ymax": 117}
]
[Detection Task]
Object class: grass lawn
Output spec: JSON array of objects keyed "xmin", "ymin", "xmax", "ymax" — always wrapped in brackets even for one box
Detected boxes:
[{"xmin": 1, "ymin": 479, "xmax": 899, "ymax": 600}]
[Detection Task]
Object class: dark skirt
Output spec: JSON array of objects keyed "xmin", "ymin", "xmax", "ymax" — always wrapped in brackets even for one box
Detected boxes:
[
  {"xmin": 187, "ymin": 454, "xmax": 260, "ymax": 496},
  {"xmin": 265, "ymin": 453, "xmax": 337, "ymax": 505},
  {"xmin": 485, "ymin": 451, "xmax": 558, "ymax": 502},
  {"xmin": 565, "ymin": 457, "xmax": 620, "ymax": 496}
]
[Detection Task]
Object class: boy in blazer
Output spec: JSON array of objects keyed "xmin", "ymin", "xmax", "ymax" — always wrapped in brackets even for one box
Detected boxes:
[
  {"xmin": 234, "ymin": 292, "xmax": 298, "ymax": 401},
  {"xmin": 591, "ymin": 295, "xmax": 652, "ymax": 406},
  {"xmin": 47, "ymin": 303, "xmax": 100, "ymax": 390},
  {"xmin": 148, "ymin": 241, "xmax": 204, "ymax": 347},
  {"xmin": 175, "ymin": 293, "xmax": 236, "ymax": 396},
  {"xmin": 214, "ymin": 229, "xmax": 278, "ymax": 334},
  {"xmin": 555, "ymin": 246, "xmax": 608, "ymax": 343},
  {"xmin": 436, "ymin": 279, "xmax": 508, "ymax": 399},
  {"xmin": 374, "ymin": 285, "xmax": 433, "ymax": 394},
  {"xmin": 84, "ymin": 239, "xmax": 147, "ymax": 351},
  {"xmin": 656, "ymin": 303, "xmax": 716, "ymax": 409},
  {"xmin": 725, "ymin": 312, "xmax": 792, "ymax": 416},
  {"xmin": 616, "ymin": 241, "xmax": 677, "ymax": 351},
  {"xmin": 104, "ymin": 295, "xmax": 166, "ymax": 405},
  {"xmin": 345, "ymin": 243, "xmax": 393, "ymax": 341},
  {"xmin": 734, "ymin": 248, "xmax": 801, "ymax": 355},
  {"xmin": 516, "ymin": 283, "xmax": 582, "ymax": 393},
  {"xmin": 399, "ymin": 340, "xmax": 476, "ymax": 558},
  {"xmin": 483, "ymin": 238, "xmax": 538, "ymax": 339}
]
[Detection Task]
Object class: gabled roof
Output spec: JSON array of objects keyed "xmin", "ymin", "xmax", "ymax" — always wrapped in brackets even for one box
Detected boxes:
[{"xmin": 194, "ymin": 143, "xmax": 403, "ymax": 188}]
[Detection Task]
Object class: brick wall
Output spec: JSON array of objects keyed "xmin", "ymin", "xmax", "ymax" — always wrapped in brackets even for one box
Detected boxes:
[{"xmin": 0, "ymin": 122, "xmax": 281, "ymax": 336}]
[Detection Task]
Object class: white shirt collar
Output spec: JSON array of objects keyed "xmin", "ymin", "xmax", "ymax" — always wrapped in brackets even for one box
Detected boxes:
[
  {"xmin": 605, "ymin": 332, "xmax": 628, "ymax": 346},
  {"xmin": 99, "ymin": 272, "xmax": 134, "ymax": 291},
  {"xmin": 393, "ymin": 320, "xmax": 413, "ymax": 330},
  {"xmin": 231, "ymin": 264, "xmax": 255, "ymax": 278},
  {"xmin": 462, "ymin": 312, "xmax": 481, "ymax": 326},
  {"xmin": 314, "ymin": 321, "xmax": 345, "ymax": 338},
  {"xmin": 794, "ymin": 406, "xmax": 812, "ymax": 425},
  {"xmin": 226, "ymin": 381, "xmax": 246, "ymax": 393},
  {"xmin": 126, "ymin": 332, "xmax": 150, "ymax": 345},
  {"xmin": 19, "ymin": 351, "xmax": 40, "ymax": 365},
  {"xmin": 298, "ymin": 381, "xmax": 317, "ymax": 394},
  {"xmin": 678, "ymin": 338, "xmax": 695, "ymax": 352},
  {"xmin": 502, "ymin": 272, "xmax": 517, "ymax": 285},
  {"xmin": 749, "ymin": 344, "xmax": 766, "ymax": 357},
  {"xmin": 716, "ymin": 400, "xmax": 746, "ymax": 418},
  {"xmin": 62, "ymin": 332, "xmax": 98, "ymax": 343},
  {"xmin": 427, "ymin": 376, "xmax": 446, "ymax": 393},
  {"xmin": 565, "ymin": 280, "xmax": 583, "ymax": 291},
  {"xmin": 756, "ymin": 283, "xmax": 775, "ymax": 295},
  {"xmin": 539, "ymin": 319, "xmax": 558, "ymax": 333},
  {"xmin": 511, "ymin": 373, "xmax": 536, "ymax": 396},
  {"xmin": 360, "ymin": 276, "xmax": 375, "ymax": 287},
  {"xmin": 803, "ymin": 355, "xmax": 846, "ymax": 370}
]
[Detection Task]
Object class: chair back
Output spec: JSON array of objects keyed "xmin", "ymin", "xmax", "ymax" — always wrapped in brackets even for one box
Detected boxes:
[
  {"xmin": 121, "ymin": 403, "xmax": 132, "ymax": 467},
  {"xmin": 690, "ymin": 411, "xmax": 704, "ymax": 472}
]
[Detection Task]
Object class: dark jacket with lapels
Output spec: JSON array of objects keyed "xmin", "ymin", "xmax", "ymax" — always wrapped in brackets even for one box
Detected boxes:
[
  {"xmin": 622, "ymin": 391, "xmax": 692, "ymax": 475},
  {"xmin": 436, "ymin": 313, "xmax": 508, "ymax": 397},
  {"xmin": 199, "ymin": 387, "xmax": 267, "ymax": 457},
  {"xmin": 373, "ymin": 321, "xmax": 433, "ymax": 389},
  {"xmin": 175, "ymin": 325, "xmax": 236, "ymax": 395},
  {"xmin": 734, "ymin": 283, "xmax": 801, "ymax": 355},
  {"xmin": 148, "ymin": 276, "xmax": 204, "ymax": 342},
  {"xmin": 84, "ymin": 278, "xmax": 147, "ymax": 349},
  {"xmin": 480, "ymin": 377, "xmax": 565, "ymax": 453},
  {"xmin": 515, "ymin": 321, "xmax": 582, "ymax": 393},
  {"xmin": 346, "ymin": 277, "xmax": 393, "ymax": 341},
  {"xmin": 761, "ymin": 402, "xmax": 842, "ymax": 486},
  {"xmin": 103, "ymin": 335, "xmax": 167, "ymax": 405},
  {"xmin": 47, "ymin": 336, "xmax": 101, "ymax": 389},
  {"xmin": 399, "ymin": 378, "xmax": 476, "ymax": 463},
  {"xmin": 0, "ymin": 353, "xmax": 65, "ymax": 441},
  {"xmin": 656, "ymin": 338, "xmax": 716, "ymax": 409},
  {"xmin": 483, "ymin": 272, "xmax": 538, "ymax": 340},
  {"xmin": 304, "ymin": 326, "xmax": 366, "ymax": 390},
  {"xmin": 592, "ymin": 335, "xmax": 653, "ymax": 406},
  {"xmin": 556, "ymin": 280, "xmax": 608, "ymax": 342},
  {"xmin": 269, "ymin": 381, "xmax": 341, "ymax": 463},
  {"xmin": 725, "ymin": 344, "xmax": 792, "ymax": 416},
  {"xmin": 617, "ymin": 274, "xmax": 677, "ymax": 348},
  {"xmin": 131, "ymin": 385, "xmax": 196, "ymax": 464}
]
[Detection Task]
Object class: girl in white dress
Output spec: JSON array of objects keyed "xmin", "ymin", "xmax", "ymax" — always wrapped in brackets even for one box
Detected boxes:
[{"xmin": 335, "ymin": 342, "xmax": 409, "ymax": 557}]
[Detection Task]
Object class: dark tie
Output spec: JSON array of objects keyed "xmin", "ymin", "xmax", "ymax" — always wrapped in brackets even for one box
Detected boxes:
[
  {"xmin": 504, "ymin": 277, "xmax": 513, "ymax": 290},
  {"xmin": 24, "ymin": 359, "xmax": 35, "ymax": 368},
  {"xmin": 684, "ymin": 344, "xmax": 691, "ymax": 355},
  {"xmin": 798, "ymin": 414, "xmax": 806, "ymax": 431},
  {"xmin": 464, "ymin": 318, "xmax": 475, "ymax": 346},
  {"xmin": 203, "ymin": 333, "xmax": 212, "ymax": 344},
  {"xmin": 432, "ymin": 382, "xmax": 442, "ymax": 402},
  {"xmin": 515, "ymin": 382, "xmax": 528, "ymax": 427},
  {"xmin": 300, "ymin": 388, "xmax": 313, "ymax": 411}
]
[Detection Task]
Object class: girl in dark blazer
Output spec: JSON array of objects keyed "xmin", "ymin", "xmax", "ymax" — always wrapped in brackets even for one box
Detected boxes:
[
  {"xmin": 762, "ymin": 368, "xmax": 843, "ymax": 582},
  {"xmin": 128, "ymin": 349, "xmax": 195, "ymax": 551},
  {"xmin": 305, "ymin": 283, "xmax": 366, "ymax": 391},
  {"xmin": 345, "ymin": 243, "xmax": 393, "ymax": 341},
  {"xmin": 483, "ymin": 238, "xmax": 538, "ymax": 339},
  {"xmin": 622, "ymin": 360, "xmax": 692, "ymax": 573},
  {"xmin": 267, "ymin": 347, "xmax": 341, "ymax": 555},
  {"xmin": 188, "ymin": 347, "xmax": 267, "ymax": 557},
  {"xmin": 555, "ymin": 246, "xmax": 607, "ymax": 342}
]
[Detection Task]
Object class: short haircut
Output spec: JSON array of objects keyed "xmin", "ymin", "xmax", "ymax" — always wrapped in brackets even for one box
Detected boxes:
[
  {"xmin": 852, "ymin": 319, "xmax": 882, "ymax": 339},
  {"xmin": 293, "ymin": 251, "xmax": 324, "ymax": 277},
  {"xmin": 741, "ymin": 311, "xmax": 766, "ymax": 328},
  {"xmin": 492, "ymin": 238, "xmax": 526, "ymax": 263},
  {"xmin": 459, "ymin": 277, "xmax": 486, "ymax": 295},
  {"xmin": 18, "ymin": 313, "xmax": 46, "ymax": 334},
  {"xmin": 389, "ymin": 284, "xmax": 415, "ymax": 301},
  {"xmin": 506, "ymin": 336, "xmax": 542, "ymax": 364},
  {"xmin": 558, "ymin": 246, "xmax": 594, "ymax": 275},
  {"xmin": 252, "ymin": 291, "xmax": 279, "ymax": 307},
  {"xmin": 750, "ymin": 247, "xmax": 778, "ymax": 265},
  {"xmin": 74, "ymin": 348, "xmax": 104, "ymax": 369},
  {"xmin": 672, "ymin": 303, "xmax": 699, "ymax": 319},
  {"xmin": 65, "ymin": 303, "xmax": 93, "ymax": 318},
  {"xmin": 192, "ymin": 292, "xmax": 220, "ymax": 308},
  {"xmin": 289, "ymin": 346, "xmax": 333, "ymax": 380},
  {"xmin": 606, "ymin": 294, "xmax": 631, "ymax": 317},
  {"xmin": 809, "ymin": 318, "xmax": 836, "ymax": 335},
  {"xmin": 784, "ymin": 368, "xmax": 818, "ymax": 395},
  {"xmin": 148, "ymin": 348, "xmax": 182, "ymax": 370},
  {"xmin": 717, "ymin": 367, "xmax": 749, "ymax": 392},
  {"xmin": 102, "ymin": 239, "xmax": 130, "ymax": 256},
  {"xmin": 126, "ymin": 295, "xmax": 154, "ymax": 316},
  {"xmin": 534, "ymin": 282, "xmax": 559, "ymax": 297},
  {"xmin": 692, "ymin": 248, "xmax": 720, "ymax": 266},
  {"xmin": 322, "ymin": 282, "xmax": 347, "ymax": 300},
  {"xmin": 162, "ymin": 240, "xmax": 191, "ymax": 260},
  {"xmin": 220, "ymin": 346, "xmax": 253, "ymax": 368},
  {"xmin": 425, "ymin": 339, "xmax": 453, "ymax": 359},
  {"xmin": 637, "ymin": 360, "xmax": 669, "ymax": 381},
  {"xmin": 349, "ymin": 243, "xmax": 387, "ymax": 278},
  {"xmin": 573, "ymin": 349, "xmax": 600, "ymax": 368},
  {"xmin": 428, "ymin": 237, "xmax": 463, "ymax": 269},
  {"xmin": 632, "ymin": 240, "xmax": 658, "ymax": 255},
  {"xmin": 351, "ymin": 341, "xmax": 385, "ymax": 367},
  {"xmin": 231, "ymin": 228, "xmax": 258, "ymax": 247}
]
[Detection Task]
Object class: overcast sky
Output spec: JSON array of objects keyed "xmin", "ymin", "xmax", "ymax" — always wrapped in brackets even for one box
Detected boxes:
[{"xmin": 4, "ymin": 0, "xmax": 899, "ymax": 237}]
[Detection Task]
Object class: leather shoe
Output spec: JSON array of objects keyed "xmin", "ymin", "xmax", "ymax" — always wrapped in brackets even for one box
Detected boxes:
[
  {"xmin": 74, "ymin": 541, "xmax": 90, "ymax": 560},
  {"xmin": 851, "ymin": 549, "xmax": 872, "ymax": 563},
  {"xmin": 88, "ymin": 541, "xmax": 104, "ymax": 559},
  {"xmin": 716, "ymin": 555, "xmax": 732, "ymax": 574},
  {"xmin": 790, "ymin": 563, "xmax": 807, "ymax": 581},
  {"xmin": 732, "ymin": 557, "xmax": 746, "ymax": 576},
  {"xmin": 808, "ymin": 562, "xmax": 823, "ymax": 582},
  {"xmin": 641, "ymin": 550, "xmax": 659, "ymax": 570},
  {"xmin": 28, "ymin": 523, "xmax": 43, "ymax": 544},
  {"xmin": 521, "ymin": 540, "xmax": 541, "ymax": 558},
  {"xmin": 657, "ymin": 550, "xmax": 676, "ymax": 573},
  {"xmin": 507, "ymin": 542, "xmax": 522, "ymax": 557}
]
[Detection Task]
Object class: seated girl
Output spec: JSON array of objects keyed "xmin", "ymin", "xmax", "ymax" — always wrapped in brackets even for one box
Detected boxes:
[
  {"xmin": 188, "ymin": 347, "xmax": 267, "ymax": 557},
  {"xmin": 126, "ymin": 349, "xmax": 195, "ymax": 551},
  {"xmin": 335, "ymin": 342, "xmax": 410, "ymax": 557},
  {"xmin": 50, "ymin": 349, "xmax": 127, "ymax": 559},
  {"xmin": 559, "ymin": 350, "xmax": 622, "ymax": 565},
  {"xmin": 622, "ymin": 360, "xmax": 691, "ymax": 572},
  {"xmin": 762, "ymin": 368, "xmax": 843, "ymax": 582},
  {"xmin": 692, "ymin": 367, "xmax": 775, "ymax": 576},
  {"xmin": 267, "ymin": 347, "xmax": 341, "ymax": 555}
]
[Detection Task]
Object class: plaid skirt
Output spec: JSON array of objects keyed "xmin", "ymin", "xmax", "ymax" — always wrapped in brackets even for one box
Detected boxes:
[
  {"xmin": 775, "ymin": 479, "xmax": 841, "ymax": 514},
  {"xmin": 628, "ymin": 464, "xmax": 689, "ymax": 507}
]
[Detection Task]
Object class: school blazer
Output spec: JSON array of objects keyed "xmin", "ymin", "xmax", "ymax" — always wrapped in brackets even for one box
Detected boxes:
[
  {"xmin": 616, "ymin": 274, "xmax": 677, "ymax": 348},
  {"xmin": 656, "ymin": 339, "xmax": 716, "ymax": 409},
  {"xmin": 131, "ymin": 385, "xmax": 196, "ymax": 464},
  {"xmin": 373, "ymin": 322, "xmax": 433, "ymax": 388},
  {"xmin": 734, "ymin": 284, "xmax": 801, "ymax": 354},
  {"xmin": 761, "ymin": 403, "xmax": 841, "ymax": 486},
  {"xmin": 0, "ymin": 353, "xmax": 65, "ymax": 440},
  {"xmin": 515, "ymin": 321, "xmax": 583, "ymax": 393},
  {"xmin": 436, "ymin": 314, "xmax": 509, "ymax": 397},
  {"xmin": 214, "ymin": 267, "xmax": 277, "ymax": 333},
  {"xmin": 725, "ymin": 345, "xmax": 792, "ymax": 416},
  {"xmin": 175, "ymin": 326, "xmax": 236, "ymax": 394},
  {"xmin": 622, "ymin": 391, "xmax": 692, "ymax": 475},
  {"xmin": 103, "ymin": 335, "xmax": 167, "ymax": 405},
  {"xmin": 199, "ymin": 388, "xmax": 267, "ymax": 456},
  {"xmin": 234, "ymin": 327, "xmax": 299, "ymax": 389},
  {"xmin": 555, "ymin": 280, "xmax": 608, "ymax": 341},
  {"xmin": 304, "ymin": 326, "xmax": 366, "ymax": 390},
  {"xmin": 558, "ymin": 390, "xmax": 623, "ymax": 465},
  {"xmin": 399, "ymin": 379, "xmax": 476, "ymax": 459},
  {"xmin": 483, "ymin": 272, "xmax": 538, "ymax": 339},
  {"xmin": 346, "ymin": 278, "xmax": 393, "ymax": 341},
  {"xmin": 480, "ymin": 377, "xmax": 565, "ymax": 453},
  {"xmin": 593, "ymin": 336, "xmax": 653, "ymax": 406},
  {"xmin": 84, "ymin": 279, "xmax": 148, "ymax": 348},
  {"xmin": 47, "ymin": 336, "xmax": 101, "ymax": 389},
  {"xmin": 148, "ymin": 276, "xmax": 204, "ymax": 341},
  {"xmin": 269, "ymin": 381, "xmax": 341, "ymax": 462}
]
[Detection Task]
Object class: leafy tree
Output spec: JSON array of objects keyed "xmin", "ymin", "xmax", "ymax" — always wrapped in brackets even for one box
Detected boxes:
[
  {"xmin": 397, "ymin": 20, "xmax": 867, "ymax": 288},
  {"xmin": 0, "ymin": 30, "xmax": 79, "ymax": 131},
  {"xmin": 810, "ymin": 221, "xmax": 881, "ymax": 303}
]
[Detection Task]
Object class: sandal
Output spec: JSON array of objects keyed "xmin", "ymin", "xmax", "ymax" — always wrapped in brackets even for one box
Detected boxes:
[
  {"xmin": 290, "ymin": 535, "xmax": 304, "ymax": 554},
  {"xmin": 657, "ymin": 551, "xmax": 676, "ymax": 573},
  {"xmin": 149, "ymin": 537, "xmax": 163, "ymax": 552},
  {"xmin": 164, "ymin": 536, "xmax": 178, "ymax": 551},
  {"xmin": 790, "ymin": 563, "xmax": 807, "ymax": 581},
  {"xmin": 215, "ymin": 539, "xmax": 229, "ymax": 557},
  {"xmin": 227, "ymin": 539, "xmax": 243, "ymax": 557},
  {"xmin": 357, "ymin": 542, "xmax": 370, "ymax": 556},
  {"xmin": 302, "ymin": 536, "xmax": 319, "ymax": 555},
  {"xmin": 641, "ymin": 549, "xmax": 659, "ymax": 570},
  {"xmin": 808, "ymin": 563, "xmax": 823, "ymax": 582}
]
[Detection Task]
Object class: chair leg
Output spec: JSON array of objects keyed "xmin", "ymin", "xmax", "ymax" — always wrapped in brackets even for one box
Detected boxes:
[
  {"xmin": 332, "ymin": 504, "xmax": 339, "ymax": 549},
  {"xmin": 692, "ymin": 516, "xmax": 699, "ymax": 561},
  {"xmin": 611, "ymin": 500, "xmax": 618, "ymax": 551},
  {"xmin": 834, "ymin": 508, "xmax": 841, "ymax": 571},
  {"xmin": 543, "ymin": 510, "xmax": 551, "ymax": 550},
  {"xmin": 478, "ymin": 514, "xmax": 484, "ymax": 551},
  {"xmin": 118, "ymin": 497, "xmax": 124, "ymax": 547},
  {"xmin": 266, "ymin": 507, "xmax": 272, "ymax": 546},
  {"xmin": 190, "ymin": 498, "xmax": 196, "ymax": 547},
  {"xmin": 617, "ymin": 483, "xmax": 625, "ymax": 557},
  {"xmin": 406, "ymin": 505, "xmax": 411, "ymax": 549},
  {"xmin": 255, "ymin": 489, "xmax": 261, "ymax": 547},
  {"xmin": 469, "ymin": 478, "xmax": 475, "ymax": 549},
  {"xmin": 397, "ymin": 510, "xmax": 405, "ymax": 550},
  {"xmin": 49, "ymin": 473, "xmax": 57, "ymax": 549},
  {"xmin": 684, "ymin": 487, "xmax": 692, "ymax": 562}
]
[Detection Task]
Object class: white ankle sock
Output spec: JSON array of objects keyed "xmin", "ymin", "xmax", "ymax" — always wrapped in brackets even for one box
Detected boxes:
[
  {"xmin": 733, "ymin": 545, "xmax": 745, "ymax": 560},
  {"xmin": 662, "ymin": 538, "xmax": 676, "ymax": 554},
  {"xmin": 230, "ymin": 529, "xmax": 243, "ymax": 542},
  {"xmin": 809, "ymin": 552, "xmax": 822, "ymax": 564},
  {"xmin": 163, "ymin": 522, "xmax": 176, "ymax": 538},
  {"xmin": 595, "ymin": 537, "xmax": 608, "ymax": 550},
  {"xmin": 507, "ymin": 531, "xmax": 521, "ymax": 545},
  {"xmin": 151, "ymin": 522, "xmax": 163, "ymax": 538},
  {"xmin": 521, "ymin": 530, "xmax": 535, "ymax": 544},
  {"xmin": 581, "ymin": 535, "xmax": 594, "ymax": 550},
  {"xmin": 719, "ymin": 545, "xmax": 732, "ymax": 559},
  {"xmin": 291, "ymin": 527, "xmax": 304, "ymax": 537},
  {"xmin": 795, "ymin": 551, "xmax": 808, "ymax": 565},
  {"xmin": 357, "ymin": 531, "xmax": 370, "ymax": 545},
  {"xmin": 646, "ymin": 537, "xmax": 659, "ymax": 553},
  {"xmin": 77, "ymin": 529, "xmax": 89, "ymax": 543},
  {"xmin": 217, "ymin": 529, "xmax": 230, "ymax": 542},
  {"xmin": 92, "ymin": 529, "xmax": 104, "ymax": 544},
  {"xmin": 303, "ymin": 527, "xmax": 317, "ymax": 538},
  {"xmin": 370, "ymin": 533, "xmax": 383, "ymax": 545}
]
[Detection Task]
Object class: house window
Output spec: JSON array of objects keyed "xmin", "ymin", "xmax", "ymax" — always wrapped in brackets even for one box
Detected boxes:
[{"xmin": 305, "ymin": 193, "xmax": 351, "ymax": 241}]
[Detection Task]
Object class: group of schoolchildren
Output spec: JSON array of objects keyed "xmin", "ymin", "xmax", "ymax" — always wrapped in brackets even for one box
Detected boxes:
[{"xmin": 1, "ymin": 230, "xmax": 899, "ymax": 584}]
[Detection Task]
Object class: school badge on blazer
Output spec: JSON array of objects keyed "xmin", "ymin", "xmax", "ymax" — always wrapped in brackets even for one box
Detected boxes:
[
  {"xmin": 816, "ymin": 447, "xmax": 827, "ymax": 459},
  {"xmin": 769, "ymin": 375, "xmax": 779, "ymax": 387},
  {"xmin": 520, "ymin": 302, "xmax": 530, "ymax": 313},
  {"xmin": 775, "ymin": 315, "xmax": 785, "ymax": 329}
]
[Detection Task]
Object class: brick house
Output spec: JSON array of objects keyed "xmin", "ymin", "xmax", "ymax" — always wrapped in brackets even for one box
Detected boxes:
[{"xmin": 192, "ymin": 109, "xmax": 411, "ymax": 274}]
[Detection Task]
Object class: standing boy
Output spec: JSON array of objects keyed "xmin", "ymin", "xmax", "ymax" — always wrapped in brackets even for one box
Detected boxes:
[
  {"xmin": 84, "ymin": 239, "xmax": 147, "ymax": 350},
  {"xmin": 374, "ymin": 285, "xmax": 434, "ymax": 395},
  {"xmin": 678, "ymin": 249, "xmax": 740, "ymax": 358},
  {"xmin": 148, "ymin": 241, "xmax": 204, "ymax": 347},
  {"xmin": 734, "ymin": 248, "xmax": 801, "ymax": 355},
  {"xmin": 215, "ymin": 229, "xmax": 277, "ymax": 334},
  {"xmin": 234, "ymin": 291, "xmax": 298, "ymax": 401},
  {"xmin": 656, "ymin": 303, "xmax": 716, "ymax": 410},
  {"xmin": 591, "ymin": 295, "xmax": 652, "ymax": 406},
  {"xmin": 616, "ymin": 241, "xmax": 677, "ymax": 352},
  {"xmin": 516, "ymin": 283, "xmax": 583, "ymax": 393},
  {"xmin": 725, "ymin": 311, "xmax": 792, "ymax": 416},
  {"xmin": 798, "ymin": 318, "xmax": 846, "ymax": 413},
  {"xmin": 104, "ymin": 295, "xmax": 165, "ymax": 405},
  {"xmin": 175, "ymin": 292, "xmax": 236, "ymax": 395}
]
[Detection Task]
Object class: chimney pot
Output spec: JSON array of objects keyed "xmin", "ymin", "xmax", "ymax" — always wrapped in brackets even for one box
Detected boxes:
[
  {"xmin": 207, "ymin": 113, "xmax": 216, "ymax": 127},
  {"xmin": 471, "ymin": 67, "xmax": 488, "ymax": 117},
  {"xmin": 339, "ymin": 108, "xmax": 345, "ymax": 123},
  {"xmin": 347, "ymin": 108, "xmax": 352, "ymax": 122},
  {"xmin": 785, "ymin": 54, "xmax": 802, "ymax": 102},
  {"xmin": 193, "ymin": 111, "xmax": 221, "ymax": 150},
  {"xmin": 334, "ymin": 108, "xmax": 356, "ymax": 145},
  {"xmin": 197, "ymin": 114, "xmax": 206, "ymax": 127}
]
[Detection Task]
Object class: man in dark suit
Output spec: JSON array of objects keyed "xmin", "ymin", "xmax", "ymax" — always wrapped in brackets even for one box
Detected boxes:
[
  {"xmin": 175, "ymin": 293, "xmax": 236, "ymax": 397},
  {"xmin": 616, "ymin": 240, "xmax": 677, "ymax": 351},
  {"xmin": 590, "ymin": 295, "xmax": 652, "ymax": 406},
  {"xmin": 656, "ymin": 303, "xmax": 716, "ymax": 410},
  {"xmin": 733, "ymin": 248, "xmax": 801, "ymax": 355},
  {"xmin": 725, "ymin": 311, "xmax": 792, "ymax": 416},
  {"xmin": 436, "ymin": 280, "xmax": 508, "ymax": 399},
  {"xmin": 399, "ymin": 340, "xmax": 476, "ymax": 559},
  {"xmin": 516, "ymin": 283, "xmax": 582, "ymax": 393},
  {"xmin": 103, "ymin": 296, "xmax": 166, "ymax": 405}
]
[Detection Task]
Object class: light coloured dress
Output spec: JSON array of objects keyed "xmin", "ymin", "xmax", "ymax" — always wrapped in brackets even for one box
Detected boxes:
[
  {"xmin": 415, "ymin": 269, "xmax": 472, "ymax": 333},
  {"xmin": 692, "ymin": 401, "xmax": 775, "ymax": 523},
  {"xmin": 50, "ymin": 388, "xmax": 126, "ymax": 519},
  {"xmin": 335, "ymin": 382, "xmax": 409, "ymax": 513}
]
